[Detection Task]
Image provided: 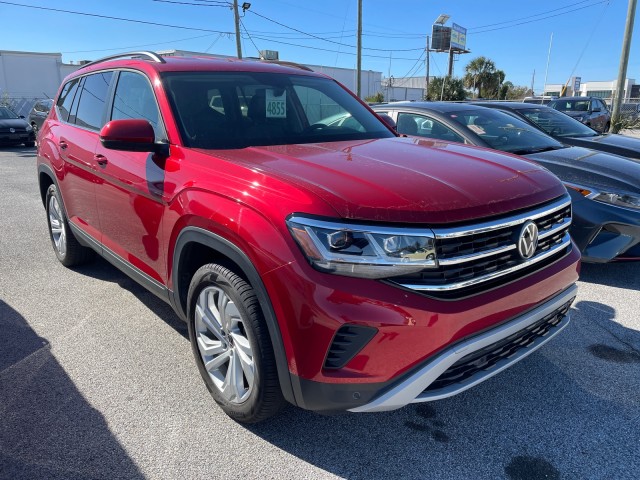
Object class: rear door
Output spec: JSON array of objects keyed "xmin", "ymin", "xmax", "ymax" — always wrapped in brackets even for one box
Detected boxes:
[
  {"xmin": 54, "ymin": 72, "xmax": 114, "ymax": 243},
  {"xmin": 94, "ymin": 70, "xmax": 169, "ymax": 286}
]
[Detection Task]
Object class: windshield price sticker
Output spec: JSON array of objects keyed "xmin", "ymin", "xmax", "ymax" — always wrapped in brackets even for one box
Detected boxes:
[{"xmin": 266, "ymin": 90, "xmax": 286, "ymax": 118}]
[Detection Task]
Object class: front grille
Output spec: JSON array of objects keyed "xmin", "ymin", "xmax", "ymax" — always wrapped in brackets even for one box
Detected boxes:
[
  {"xmin": 389, "ymin": 195, "xmax": 572, "ymax": 297},
  {"xmin": 424, "ymin": 300, "xmax": 572, "ymax": 392},
  {"xmin": 0, "ymin": 127, "xmax": 28, "ymax": 133}
]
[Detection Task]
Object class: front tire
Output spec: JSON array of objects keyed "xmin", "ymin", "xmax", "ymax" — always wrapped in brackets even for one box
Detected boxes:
[
  {"xmin": 187, "ymin": 263, "xmax": 285, "ymax": 423},
  {"xmin": 45, "ymin": 184, "xmax": 94, "ymax": 267}
]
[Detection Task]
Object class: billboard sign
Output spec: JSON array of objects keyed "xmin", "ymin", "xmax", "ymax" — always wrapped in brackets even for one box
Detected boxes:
[
  {"xmin": 451, "ymin": 23, "xmax": 467, "ymax": 50},
  {"xmin": 431, "ymin": 25, "xmax": 451, "ymax": 51}
]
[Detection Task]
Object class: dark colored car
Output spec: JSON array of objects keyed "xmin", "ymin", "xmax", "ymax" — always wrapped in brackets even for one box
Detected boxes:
[
  {"xmin": 28, "ymin": 98, "xmax": 53, "ymax": 133},
  {"xmin": 373, "ymin": 102, "xmax": 640, "ymax": 262},
  {"xmin": 547, "ymin": 96, "xmax": 611, "ymax": 133},
  {"xmin": 37, "ymin": 52, "xmax": 579, "ymax": 423},
  {"xmin": 471, "ymin": 101, "xmax": 640, "ymax": 161},
  {"xmin": 0, "ymin": 106, "xmax": 36, "ymax": 147}
]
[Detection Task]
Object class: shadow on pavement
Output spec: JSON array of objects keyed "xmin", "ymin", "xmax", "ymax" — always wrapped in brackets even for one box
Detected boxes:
[
  {"xmin": 579, "ymin": 261, "xmax": 640, "ymax": 290},
  {"xmin": 0, "ymin": 300, "xmax": 144, "ymax": 480},
  {"xmin": 0, "ymin": 146, "xmax": 36, "ymax": 158},
  {"xmin": 244, "ymin": 300, "xmax": 639, "ymax": 480},
  {"xmin": 71, "ymin": 256, "xmax": 188, "ymax": 340}
]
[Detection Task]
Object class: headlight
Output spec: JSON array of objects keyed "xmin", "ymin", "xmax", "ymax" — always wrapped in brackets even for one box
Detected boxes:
[
  {"xmin": 566, "ymin": 183, "xmax": 640, "ymax": 211},
  {"xmin": 286, "ymin": 215, "xmax": 437, "ymax": 279},
  {"xmin": 26, "ymin": 124, "xmax": 33, "ymax": 132}
]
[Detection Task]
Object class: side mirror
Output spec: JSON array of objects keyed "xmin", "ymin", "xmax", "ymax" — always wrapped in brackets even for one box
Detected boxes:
[
  {"xmin": 377, "ymin": 113, "xmax": 397, "ymax": 131},
  {"xmin": 99, "ymin": 119, "xmax": 168, "ymax": 156}
]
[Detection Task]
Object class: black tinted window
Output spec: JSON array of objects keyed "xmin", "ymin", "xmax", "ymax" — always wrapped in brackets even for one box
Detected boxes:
[
  {"xmin": 75, "ymin": 72, "xmax": 113, "ymax": 130},
  {"xmin": 162, "ymin": 71, "xmax": 394, "ymax": 149},
  {"xmin": 56, "ymin": 79, "xmax": 80, "ymax": 123},
  {"xmin": 111, "ymin": 71, "xmax": 162, "ymax": 137}
]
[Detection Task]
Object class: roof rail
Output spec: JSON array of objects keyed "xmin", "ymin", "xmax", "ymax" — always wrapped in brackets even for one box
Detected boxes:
[
  {"xmin": 257, "ymin": 59, "xmax": 313, "ymax": 72},
  {"xmin": 78, "ymin": 51, "xmax": 166, "ymax": 70}
]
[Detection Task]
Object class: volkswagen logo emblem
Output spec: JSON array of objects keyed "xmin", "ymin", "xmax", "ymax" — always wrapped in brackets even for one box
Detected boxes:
[
  {"xmin": 518, "ymin": 221, "xmax": 539, "ymax": 259},
  {"xmin": 9, "ymin": 128, "xmax": 15, "ymax": 133}
]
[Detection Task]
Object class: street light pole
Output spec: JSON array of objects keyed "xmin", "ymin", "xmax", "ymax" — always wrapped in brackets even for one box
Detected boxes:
[
  {"xmin": 356, "ymin": 0, "xmax": 362, "ymax": 98},
  {"xmin": 425, "ymin": 36, "xmax": 430, "ymax": 100},
  {"xmin": 233, "ymin": 0, "xmax": 243, "ymax": 59},
  {"xmin": 611, "ymin": 0, "xmax": 637, "ymax": 133}
]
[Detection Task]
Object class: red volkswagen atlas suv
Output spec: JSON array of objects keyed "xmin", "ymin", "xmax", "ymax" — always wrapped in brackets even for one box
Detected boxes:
[{"xmin": 37, "ymin": 52, "xmax": 580, "ymax": 423}]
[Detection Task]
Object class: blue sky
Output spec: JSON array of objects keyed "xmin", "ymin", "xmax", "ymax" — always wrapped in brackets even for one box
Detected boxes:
[{"xmin": 0, "ymin": 0, "xmax": 636, "ymax": 93}]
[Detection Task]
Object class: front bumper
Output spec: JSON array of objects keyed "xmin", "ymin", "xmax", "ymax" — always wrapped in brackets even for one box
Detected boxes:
[
  {"xmin": 349, "ymin": 284, "xmax": 577, "ymax": 412},
  {"xmin": 569, "ymin": 191, "xmax": 640, "ymax": 262},
  {"xmin": 0, "ymin": 131, "xmax": 35, "ymax": 145}
]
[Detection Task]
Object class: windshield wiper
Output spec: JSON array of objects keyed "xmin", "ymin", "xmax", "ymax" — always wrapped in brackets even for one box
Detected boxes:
[{"xmin": 510, "ymin": 145, "xmax": 564, "ymax": 155}]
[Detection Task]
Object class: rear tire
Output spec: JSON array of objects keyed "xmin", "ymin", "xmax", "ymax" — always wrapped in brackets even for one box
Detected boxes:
[
  {"xmin": 604, "ymin": 122, "xmax": 611, "ymax": 133},
  {"xmin": 45, "ymin": 184, "xmax": 95, "ymax": 267},
  {"xmin": 187, "ymin": 263, "xmax": 285, "ymax": 423}
]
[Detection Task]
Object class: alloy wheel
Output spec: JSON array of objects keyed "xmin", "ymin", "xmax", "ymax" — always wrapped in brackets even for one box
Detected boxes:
[
  {"xmin": 48, "ymin": 195, "xmax": 67, "ymax": 257},
  {"xmin": 195, "ymin": 285, "xmax": 255, "ymax": 403}
]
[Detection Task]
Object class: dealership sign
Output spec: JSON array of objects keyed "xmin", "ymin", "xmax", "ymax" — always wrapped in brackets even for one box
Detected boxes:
[{"xmin": 451, "ymin": 23, "xmax": 467, "ymax": 50}]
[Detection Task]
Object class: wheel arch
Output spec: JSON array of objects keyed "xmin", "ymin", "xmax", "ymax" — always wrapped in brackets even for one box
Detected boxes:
[
  {"xmin": 38, "ymin": 164, "xmax": 56, "ymax": 208},
  {"xmin": 171, "ymin": 227, "xmax": 297, "ymax": 406}
]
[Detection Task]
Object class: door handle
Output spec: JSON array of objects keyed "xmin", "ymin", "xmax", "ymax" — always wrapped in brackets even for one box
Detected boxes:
[
  {"xmin": 94, "ymin": 154, "xmax": 108, "ymax": 166},
  {"xmin": 59, "ymin": 140, "xmax": 68, "ymax": 150}
]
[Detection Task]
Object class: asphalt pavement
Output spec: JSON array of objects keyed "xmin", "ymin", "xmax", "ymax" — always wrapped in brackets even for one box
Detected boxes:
[{"xmin": 1, "ymin": 147, "xmax": 639, "ymax": 480}]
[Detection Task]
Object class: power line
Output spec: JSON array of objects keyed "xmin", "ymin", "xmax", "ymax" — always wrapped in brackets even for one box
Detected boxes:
[
  {"xmin": 468, "ymin": 0, "xmax": 597, "ymax": 31},
  {"xmin": 0, "ymin": 1, "xmax": 234, "ymax": 34},
  {"xmin": 247, "ymin": 9, "xmax": 424, "ymax": 52},
  {"xmin": 245, "ymin": 34, "xmax": 420, "ymax": 60},
  {"xmin": 240, "ymin": 18, "xmax": 261, "ymax": 56},
  {"xmin": 62, "ymin": 33, "xmax": 220, "ymax": 54},
  {"xmin": 470, "ymin": 1, "xmax": 608, "ymax": 34},
  {"xmin": 152, "ymin": 0, "xmax": 230, "ymax": 6}
]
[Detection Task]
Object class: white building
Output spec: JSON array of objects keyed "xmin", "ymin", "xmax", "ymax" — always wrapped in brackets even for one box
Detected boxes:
[
  {"xmin": 159, "ymin": 49, "xmax": 383, "ymax": 100},
  {"xmin": 0, "ymin": 50, "xmax": 80, "ymax": 115},
  {"xmin": 544, "ymin": 78, "xmax": 638, "ymax": 101}
]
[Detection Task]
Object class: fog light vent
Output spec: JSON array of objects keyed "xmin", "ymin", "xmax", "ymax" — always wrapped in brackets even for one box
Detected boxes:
[{"xmin": 324, "ymin": 324, "xmax": 378, "ymax": 370}]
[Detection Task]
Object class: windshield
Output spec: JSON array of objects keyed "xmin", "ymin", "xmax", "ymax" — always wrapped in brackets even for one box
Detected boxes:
[
  {"xmin": 162, "ymin": 71, "xmax": 394, "ymax": 149},
  {"xmin": 447, "ymin": 108, "xmax": 564, "ymax": 154},
  {"xmin": 0, "ymin": 107, "xmax": 19, "ymax": 120},
  {"xmin": 519, "ymin": 107, "xmax": 598, "ymax": 138},
  {"xmin": 548, "ymin": 99, "xmax": 590, "ymax": 112}
]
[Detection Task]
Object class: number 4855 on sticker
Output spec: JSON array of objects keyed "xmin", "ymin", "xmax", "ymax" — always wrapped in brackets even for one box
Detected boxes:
[{"xmin": 266, "ymin": 90, "xmax": 286, "ymax": 118}]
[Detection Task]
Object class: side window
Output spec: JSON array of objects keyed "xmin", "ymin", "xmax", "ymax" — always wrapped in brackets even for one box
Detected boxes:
[
  {"xmin": 75, "ymin": 71, "xmax": 114, "ymax": 131},
  {"xmin": 111, "ymin": 71, "xmax": 162, "ymax": 137},
  {"xmin": 56, "ymin": 79, "xmax": 80, "ymax": 123},
  {"xmin": 397, "ymin": 112, "xmax": 464, "ymax": 143}
]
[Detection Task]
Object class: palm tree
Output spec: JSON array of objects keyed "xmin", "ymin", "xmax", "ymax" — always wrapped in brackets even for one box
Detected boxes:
[{"xmin": 463, "ymin": 57, "xmax": 497, "ymax": 98}]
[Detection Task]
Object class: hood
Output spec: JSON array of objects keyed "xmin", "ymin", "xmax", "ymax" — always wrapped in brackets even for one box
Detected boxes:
[
  {"xmin": 0, "ymin": 118, "xmax": 29, "ymax": 129},
  {"xmin": 585, "ymin": 133, "xmax": 640, "ymax": 159},
  {"xmin": 203, "ymin": 137, "xmax": 566, "ymax": 224},
  {"xmin": 524, "ymin": 146, "xmax": 640, "ymax": 194}
]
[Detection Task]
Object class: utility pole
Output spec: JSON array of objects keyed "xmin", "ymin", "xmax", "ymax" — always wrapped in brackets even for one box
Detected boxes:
[
  {"xmin": 233, "ymin": 0, "xmax": 243, "ymax": 59},
  {"xmin": 356, "ymin": 0, "xmax": 362, "ymax": 97},
  {"xmin": 530, "ymin": 69, "xmax": 536, "ymax": 96},
  {"xmin": 447, "ymin": 48, "xmax": 454, "ymax": 77},
  {"xmin": 425, "ymin": 36, "xmax": 430, "ymax": 100},
  {"xmin": 611, "ymin": 0, "xmax": 637, "ymax": 133},
  {"xmin": 543, "ymin": 32, "xmax": 553, "ymax": 98}
]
